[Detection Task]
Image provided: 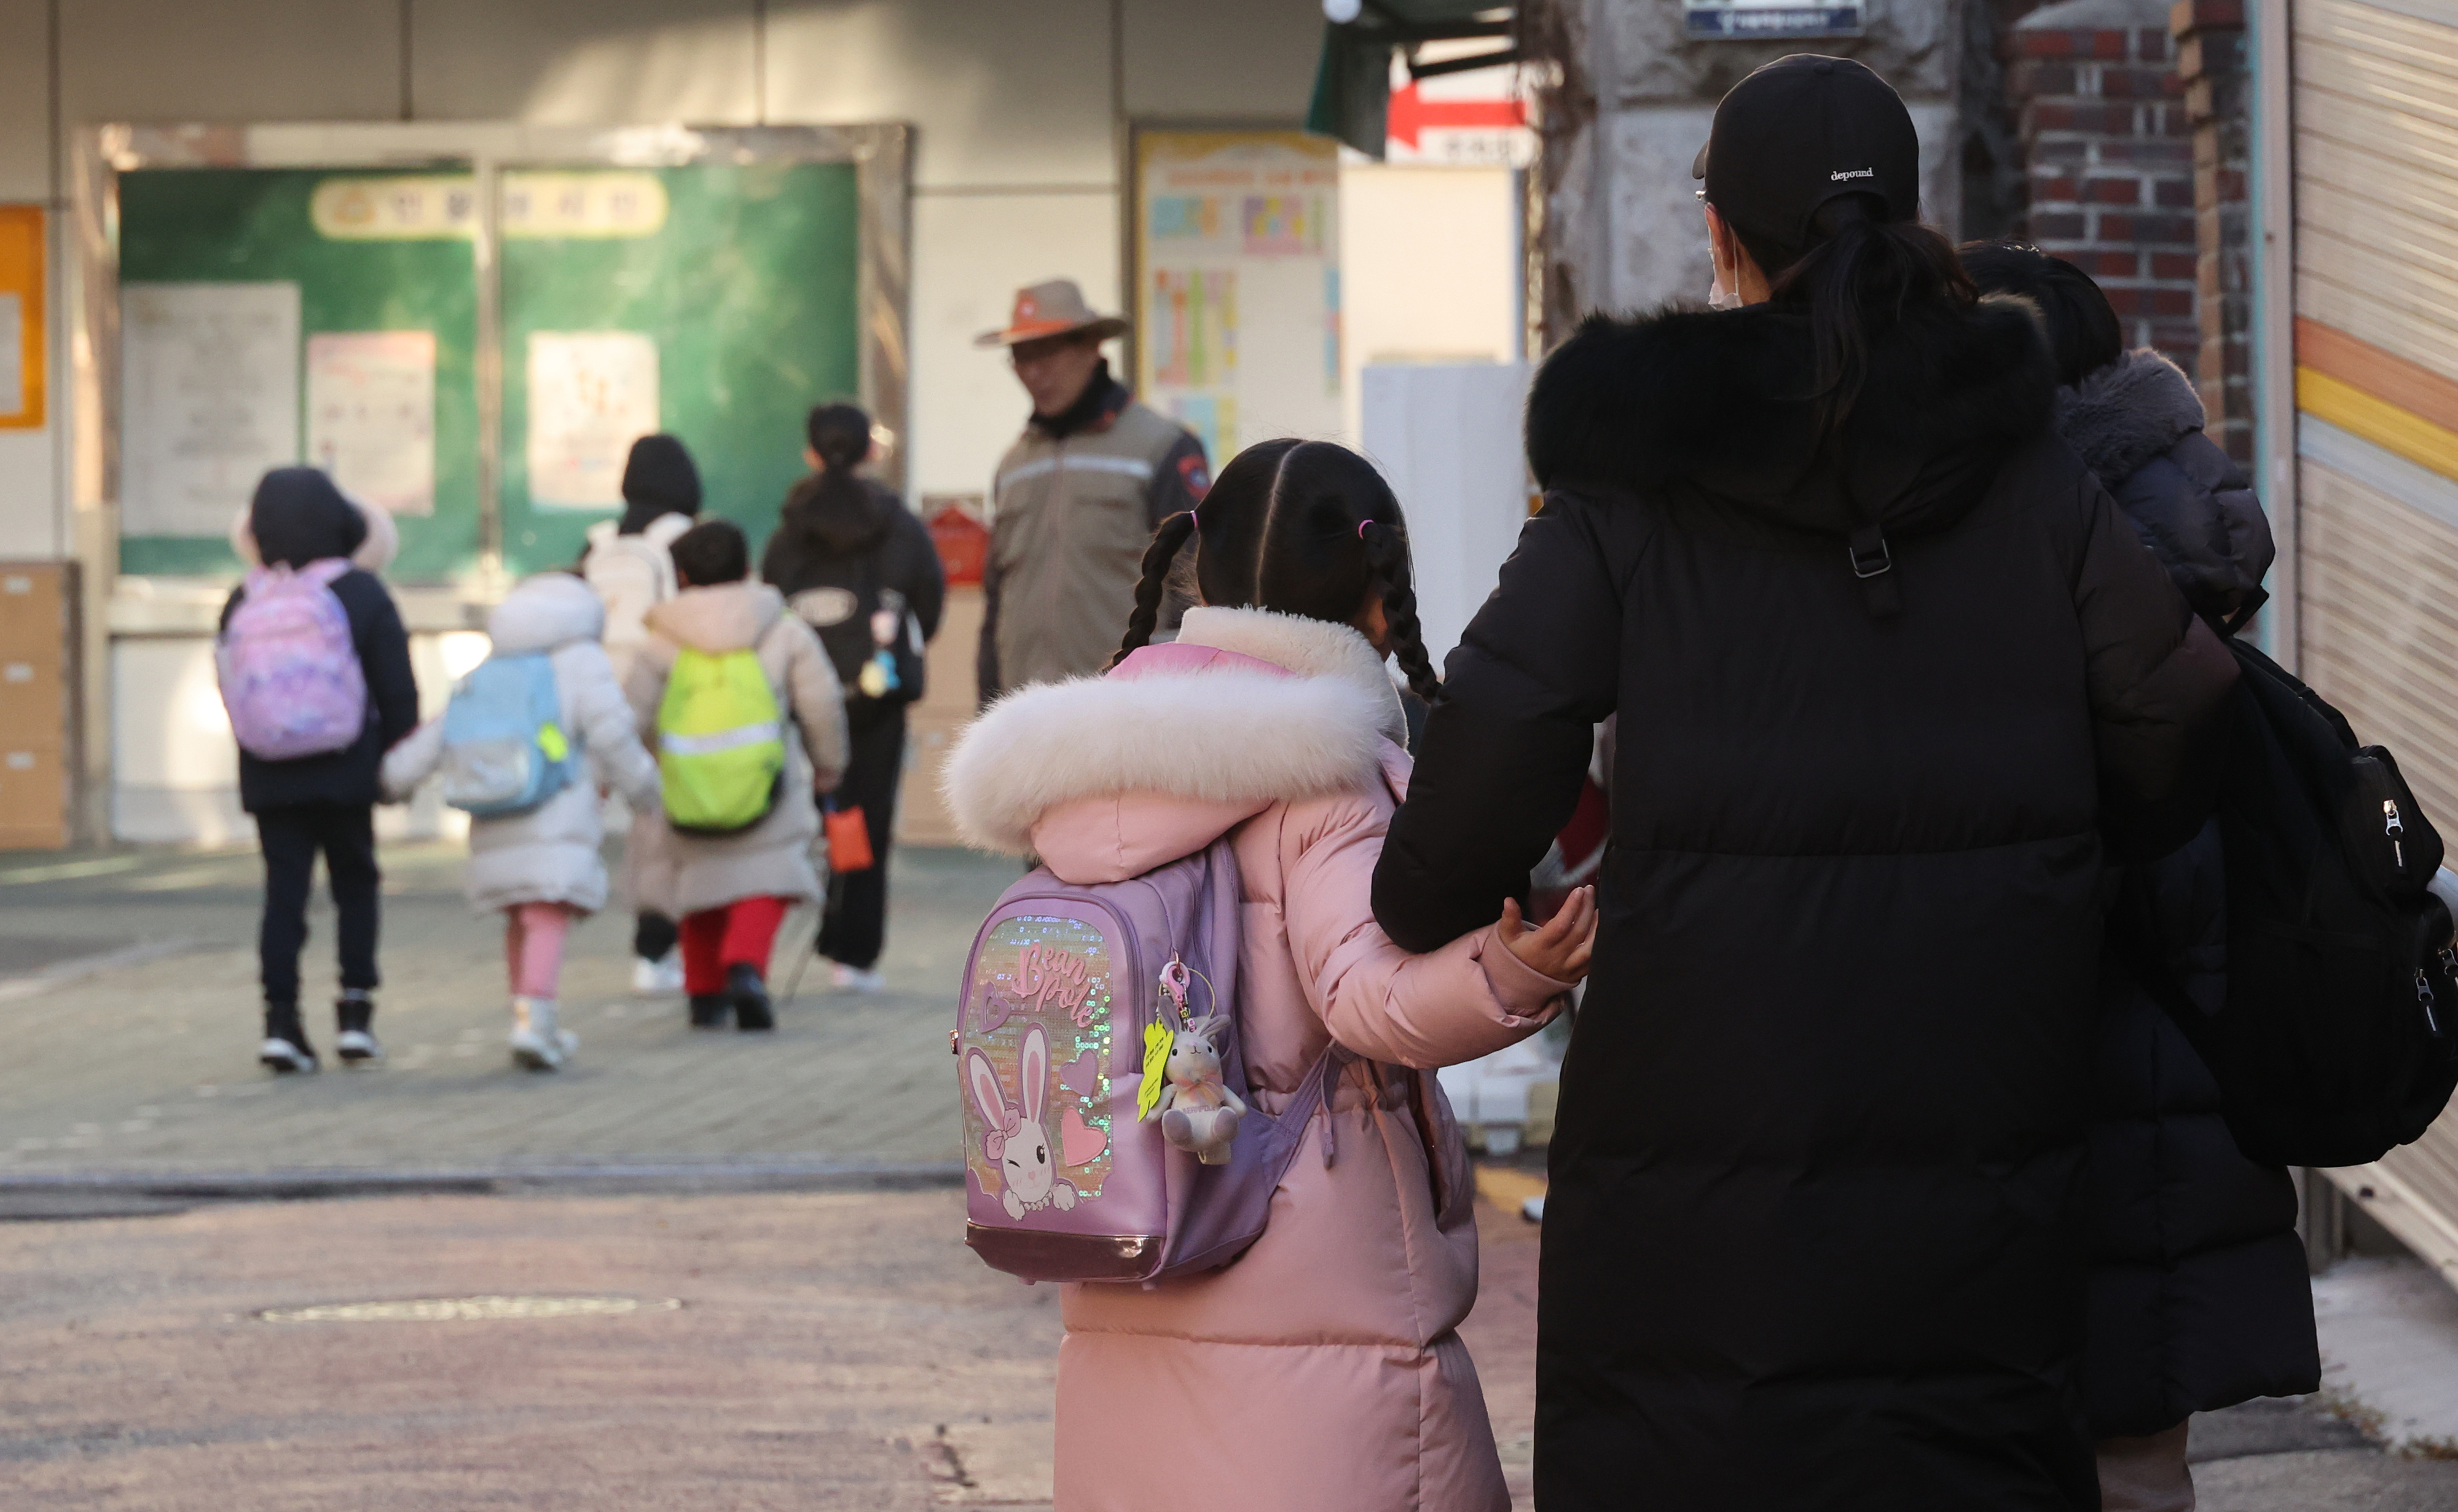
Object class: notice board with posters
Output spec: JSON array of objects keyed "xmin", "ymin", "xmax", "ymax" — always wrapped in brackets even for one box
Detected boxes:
[
  {"xmin": 1134, "ymin": 130, "xmax": 1343, "ymax": 463},
  {"xmin": 117, "ymin": 168, "xmax": 481, "ymax": 579},
  {"xmin": 113, "ymin": 159, "xmax": 863, "ymax": 581}
]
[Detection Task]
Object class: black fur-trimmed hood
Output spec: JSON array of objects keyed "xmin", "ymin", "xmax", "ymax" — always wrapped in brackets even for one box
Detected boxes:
[{"xmin": 1525, "ymin": 294, "xmax": 2058, "ymax": 539}]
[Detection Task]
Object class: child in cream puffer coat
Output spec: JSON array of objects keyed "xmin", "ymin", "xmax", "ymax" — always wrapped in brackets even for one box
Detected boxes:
[{"xmin": 382, "ymin": 571, "xmax": 660, "ymax": 1070}]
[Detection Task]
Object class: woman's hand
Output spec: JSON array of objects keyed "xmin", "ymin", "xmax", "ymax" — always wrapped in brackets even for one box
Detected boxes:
[{"xmin": 1499, "ymin": 885, "xmax": 1598, "ymax": 984}]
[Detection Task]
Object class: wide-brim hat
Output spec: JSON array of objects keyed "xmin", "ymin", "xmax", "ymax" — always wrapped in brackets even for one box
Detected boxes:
[{"xmin": 975, "ymin": 278, "xmax": 1129, "ymax": 348}]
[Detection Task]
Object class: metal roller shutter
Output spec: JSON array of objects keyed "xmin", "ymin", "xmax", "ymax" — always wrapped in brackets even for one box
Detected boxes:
[{"xmin": 2291, "ymin": 0, "xmax": 2458, "ymax": 1285}]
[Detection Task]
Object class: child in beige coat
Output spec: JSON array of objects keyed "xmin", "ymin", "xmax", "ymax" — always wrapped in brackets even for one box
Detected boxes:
[{"xmin": 625, "ymin": 519, "xmax": 849, "ymax": 1031}]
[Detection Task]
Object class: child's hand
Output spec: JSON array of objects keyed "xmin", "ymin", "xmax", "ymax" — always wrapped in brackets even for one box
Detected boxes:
[{"xmin": 1498, "ymin": 886, "xmax": 1597, "ymax": 984}]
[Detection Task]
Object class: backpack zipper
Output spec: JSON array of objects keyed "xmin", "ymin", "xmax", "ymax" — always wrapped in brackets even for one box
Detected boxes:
[
  {"xmin": 2419, "ymin": 967, "xmax": 2443, "ymax": 1038},
  {"xmin": 2385, "ymin": 799, "xmax": 2407, "ymax": 872}
]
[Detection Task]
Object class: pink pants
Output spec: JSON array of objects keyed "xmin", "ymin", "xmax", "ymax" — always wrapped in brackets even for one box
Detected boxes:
[{"xmin": 505, "ymin": 902, "xmax": 578, "ymax": 998}]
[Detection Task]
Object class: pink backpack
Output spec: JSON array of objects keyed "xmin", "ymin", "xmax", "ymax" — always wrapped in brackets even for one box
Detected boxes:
[
  {"xmin": 216, "ymin": 559, "xmax": 369, "ymax": 761},
  {"xmin": 957, "ymin": 838, "xmax": 1341, "ymax": 1285}
]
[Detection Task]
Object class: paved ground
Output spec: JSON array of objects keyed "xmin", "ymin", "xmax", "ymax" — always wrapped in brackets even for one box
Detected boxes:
[
  {"xmin": 0, "ymin": 844, "xmax": 1008, "ymax": 1186},
  {"xmin": 4, "ymin": 1182, "xmax": 2454, "ymax": 1511},
  {"xmin": 3, "ymin": 842, "xmax": 2456, "ymax": 1508}
]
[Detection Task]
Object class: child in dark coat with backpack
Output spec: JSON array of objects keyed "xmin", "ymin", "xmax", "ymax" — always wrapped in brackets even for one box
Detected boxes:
[
  {"xmin": 219, "ymin": 467, "xmax": 420, "ymax": 1073},
  {"xmin": 760, "ymin": 403, "xmax": 946, "ymax": 992},
  {"xmin": 1963, "ymin": 242, "xmax": 2316, "ymax": 1512}
]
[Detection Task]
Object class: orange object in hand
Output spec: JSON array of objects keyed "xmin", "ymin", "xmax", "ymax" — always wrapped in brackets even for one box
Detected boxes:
[{"xmin": 825, "ymin": 801, "xmax": 875, "ymax": 873}]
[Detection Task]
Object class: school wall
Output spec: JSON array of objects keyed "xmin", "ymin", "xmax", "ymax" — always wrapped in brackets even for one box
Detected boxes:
[{"xmin": 0, "ymin": 0, "xmax": 1327, "ymax": 845}]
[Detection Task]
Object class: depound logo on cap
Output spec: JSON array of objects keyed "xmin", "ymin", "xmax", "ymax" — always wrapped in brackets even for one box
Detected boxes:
[{"xmin": 1831, "ymin": 167, "xmax": 1875, "ymax": 181}]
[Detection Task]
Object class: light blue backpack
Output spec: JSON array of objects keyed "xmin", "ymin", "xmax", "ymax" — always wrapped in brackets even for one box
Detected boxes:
[{"xmin": 439, "ymin": 652, "xmax": 576, "ymax": 818}]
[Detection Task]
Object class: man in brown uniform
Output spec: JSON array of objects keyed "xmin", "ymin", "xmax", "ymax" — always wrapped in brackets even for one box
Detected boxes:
[{"xmin": 975, "ymin": 279, "xmax": 1210, "ymax": 702}]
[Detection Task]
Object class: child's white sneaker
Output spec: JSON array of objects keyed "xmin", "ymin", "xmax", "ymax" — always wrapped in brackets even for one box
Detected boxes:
[
  {"xmin": 631, "ymin": 950, "xmax": 684, "ymax": 996},
  {"xmin": 831, "ymin": 962, "xmax": 886, "ymax": 993},
  {"xmin": 508, "ymin": 997, "xmax": 578, "ymax": 1071}
]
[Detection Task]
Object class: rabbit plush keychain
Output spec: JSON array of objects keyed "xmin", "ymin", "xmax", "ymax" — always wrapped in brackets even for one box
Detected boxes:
[{"xmin": 1141, "ymin": 959, "xmax": 1246, "ymax": 1165}]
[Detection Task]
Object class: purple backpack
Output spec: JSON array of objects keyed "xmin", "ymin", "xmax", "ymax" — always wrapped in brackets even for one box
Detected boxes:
[
  {"xmin": 216, "ymin": 559, "xmax": 368, "ymax": 761},
  {"xmin": 957, "ymin": 837, "xmax": 1338, "ymax": 1285}
]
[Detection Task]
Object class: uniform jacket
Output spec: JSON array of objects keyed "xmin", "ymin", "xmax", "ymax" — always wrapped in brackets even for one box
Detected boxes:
[
  {"xmin": 2065, "ymin": 349, "xmax": 2317, "ymax": 1435},
  {"xmin": 1373, "ymin": 298, "xmax": 2239, "ymax": 1511},
  {"xmin": 221, "ymin": 470, "xmax": 418, "ymax": 815},
  {"xmin": 624, "ymin": 581, "xmax": 849, "ymax": 917},
  {"xmin": 976, "ymin": 366, "xmax": 1208, "ymax": 700},
  {"xmin": 943, "ymin": 606, "xmax": 1571, "ymax": 1512},
  {"xmin": 380, "ymin": 574, "xmax": 659, "ymax": 916}
]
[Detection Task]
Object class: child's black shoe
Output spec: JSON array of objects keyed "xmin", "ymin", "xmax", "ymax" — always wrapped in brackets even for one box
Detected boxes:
[
  {"xmin": 688, "ymin": 993, "xmax": 729, "ymax": 1030},
  {"xmin": 729, "ymin": 963, "xmax": 774, "ymax": 1032},
  {"xmin": 259, "ymin": 1001, "xmax": 319, "ymax": 1074},
  {"xmin": 334, "ymin": 990, "xmax": 381, "ymax": 1066}
]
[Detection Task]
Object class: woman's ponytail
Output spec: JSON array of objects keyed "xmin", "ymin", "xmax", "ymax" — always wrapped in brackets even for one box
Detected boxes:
[
  {"xmin": 1112, "ymin": 509, "xmax": 1200, "ymax": 667},
  {"xmin": 795, "ymin": 403, "xmax": 883, "ymax": 550},
  {"xmin": 1759, "ymin": 193, "xmax": 1977, "ymax": 445},
  {"xmin": 1361, "ymin": 520, "xmax": 1441, "ymax": 704}
]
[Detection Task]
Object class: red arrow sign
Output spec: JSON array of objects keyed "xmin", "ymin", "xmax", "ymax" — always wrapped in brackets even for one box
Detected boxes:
[{"xmin": 1386, "ymin": 82, "xmax": 1528, "ymax": 151}]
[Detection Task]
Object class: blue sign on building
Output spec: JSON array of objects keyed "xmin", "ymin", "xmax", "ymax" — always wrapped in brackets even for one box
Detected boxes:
[{"xmin": 1684, "ymin": 1, "xmax": 1864, "ymax": 37}]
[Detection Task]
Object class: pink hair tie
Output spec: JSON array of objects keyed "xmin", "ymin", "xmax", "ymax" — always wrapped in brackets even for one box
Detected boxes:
[
  {"xmin": 1356, "ymin": 519, "xmax": 1373, "ymax": 539},
  {"xmin": 1187, "ymin": 508, "xmax": 1199, "ymax": 530}
]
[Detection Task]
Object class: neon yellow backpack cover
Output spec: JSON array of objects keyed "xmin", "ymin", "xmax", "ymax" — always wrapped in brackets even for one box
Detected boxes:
[{"xmin": 657, "ymin": 647, "xmax": 787, "ymax": 834}]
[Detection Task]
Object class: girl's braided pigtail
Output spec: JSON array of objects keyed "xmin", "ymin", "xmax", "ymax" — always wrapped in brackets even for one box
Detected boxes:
[
  {"xmin": 1361, "ymin": 520, "xmax": 1441, "ymax": 704},
  {"xmin": 1111, "ymin": 509, "xmax": 1200, "ymax": 668}
]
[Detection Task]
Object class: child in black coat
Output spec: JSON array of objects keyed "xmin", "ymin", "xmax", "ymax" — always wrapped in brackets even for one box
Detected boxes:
[
  {"xmin": 220, "ymin": 468, "xmax": 420, "ymax": 1071},
  {"xmin": 1963, "ymin": 241, "xmax": 2312, "ymax": 1512}
]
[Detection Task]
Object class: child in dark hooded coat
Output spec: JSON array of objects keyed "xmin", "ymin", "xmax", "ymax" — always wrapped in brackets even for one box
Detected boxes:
[
  {"xmin": 1962, "ymin": 241, "xmax": 2315, "ymax": 1512},
  {"xmin": 221, "ymin": 467, "xmax": 420, "ymax": 1072}
]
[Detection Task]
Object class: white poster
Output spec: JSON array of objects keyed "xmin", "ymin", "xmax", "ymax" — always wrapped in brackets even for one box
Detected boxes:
[
  {"xmin": 1136, "ymin": 131, "xmax": 1342, "ymax": 460},
  {"xmin": 121, "ymin": 282, "xmax": 301, "ymax": 537},
  {"xmin": 527, "ymin": 332, "xmax": 658, "ymax": 510},
  {"xmin": 0, "ymin": 294, "xmax": 21, "ymax": 419},
  {"xmin": 307, "ymin": 331, "xmax": 436, "ymax": 516}
]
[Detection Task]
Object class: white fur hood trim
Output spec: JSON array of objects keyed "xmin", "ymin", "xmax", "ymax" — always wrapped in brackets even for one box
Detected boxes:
[{"xmin": 941, "ymin": 608, "xmax": 1402, "ymax": 855}]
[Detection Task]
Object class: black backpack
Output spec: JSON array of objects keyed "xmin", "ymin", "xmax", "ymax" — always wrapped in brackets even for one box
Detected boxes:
[{"xmin": 2124, "ymin": 640, "xmax": 2458, "ymax": 1167}]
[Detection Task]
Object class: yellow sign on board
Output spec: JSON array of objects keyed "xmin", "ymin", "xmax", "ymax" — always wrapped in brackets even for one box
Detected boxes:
[
  {"xmin": 0, "ymin": 206, "xmax": 42, "ymax": 430},
  {"xmin": 309, "ymin": 173, "xmax": 669, "ymax": 241}
]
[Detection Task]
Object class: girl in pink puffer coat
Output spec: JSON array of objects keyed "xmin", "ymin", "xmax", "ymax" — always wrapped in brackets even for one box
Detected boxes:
[{"xmin": 941, "ymin": 439, "xmax": 1596, "ymax": 1512}]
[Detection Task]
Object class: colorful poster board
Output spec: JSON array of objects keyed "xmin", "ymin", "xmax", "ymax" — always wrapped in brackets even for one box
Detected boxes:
[
  {"xmin": 307, "ymin": 331, "xmax": 436, "ymax": 516},
  {"xmin": 525, "ymin": 331, "xmax": 659, "ymax": 509},
  {"xmin": 1134, "ymin": 131, "xmax": 1343, "ymax": 460},
  {"xmin": 117, "ymin": 168, "xmax": 481, "ymax": 579},
  {"xmin": 120, "ymin": 281, "xmax": 301, "ymax": 538},
  {"xmin": 0, "ymin": 206, "xmax": 44, "ymax": 429},
  {"xmin": 116, "ymin": 160, "xmax": 861, "ymax": 579}
]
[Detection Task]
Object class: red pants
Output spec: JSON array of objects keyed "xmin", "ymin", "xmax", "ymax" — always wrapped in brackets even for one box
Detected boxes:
[{"xmin": 678, "ymin": 896, "xmax": 790, "ymax": 995}]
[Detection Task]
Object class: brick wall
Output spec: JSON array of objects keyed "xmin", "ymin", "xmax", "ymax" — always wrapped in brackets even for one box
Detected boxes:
[
  {"xmin": 2173, "ymin": 0, "xmax": 2254, "ymax": 466},
  {"xmin": 2007, "ymin": 0, "xmax": 2201, "ymax": 375}
]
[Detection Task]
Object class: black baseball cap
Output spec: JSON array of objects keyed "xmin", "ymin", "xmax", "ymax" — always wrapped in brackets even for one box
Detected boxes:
[{"xmin": 1690, "ymin": 55, "xmax": 1921, "ymax": 260}]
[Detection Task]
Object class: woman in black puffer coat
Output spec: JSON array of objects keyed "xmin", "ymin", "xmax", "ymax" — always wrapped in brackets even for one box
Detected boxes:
[
  {"xmin": 760, "ymin": 404, "xmax": 945, "ymax": 989},
  {"xmin": 1373, "ymin": 58, "xmax": 2239, "ymax": 1512},
  {"xmin": 1964, "ymin": 242, "xmax": 2319, "ymax": 1512}
]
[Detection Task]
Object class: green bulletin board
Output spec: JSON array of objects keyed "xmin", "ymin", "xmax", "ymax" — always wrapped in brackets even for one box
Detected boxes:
[
  {"xmin": 503, "ymin": 162, "xmax": 860, "ymax": 573},
  {"xmin": 115, "ymin": 159, "xmax": 863, "ymax": 582},
  {"xmin": 117, "ymin": 168, "xmax": 481, "ymax": 579}
]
